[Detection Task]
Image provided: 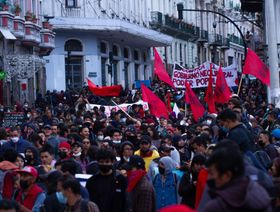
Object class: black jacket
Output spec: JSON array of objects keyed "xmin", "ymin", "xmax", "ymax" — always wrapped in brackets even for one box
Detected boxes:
[{"xmin": 86, "ymin": 171, "xmax": 127, "ymax": 212}]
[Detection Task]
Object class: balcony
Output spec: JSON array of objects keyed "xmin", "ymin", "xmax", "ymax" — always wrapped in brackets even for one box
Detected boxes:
[
  {"xmin": 208, "ymin": 34, "xmax": 223, "ymax": 46},
  {"xmin": 229, "ymin": 34, "xmax": 244, "ymax": 46},
  {"xmin": 61, "ymin": 7, "xmax": 81, "ymax": 17},
  {"xmin": 150, "ymin": 12, "xmax": 199, "ymax": 41},
  {"xmin": 197, "ymin": 30, "xmax": 208, "ymax": 42},
  {"xmin": 22, "ymin": 21, "xmax": 41, "ymax": 46},
  {"xmin": 13, "ymin": 16, "xmax": 25, "ymax": 38},
  {"xmin": 0, "ymin": 11, "xmax": 14, "ymax": 29},
  {"xmin": 221, "ymin": 37, "xmax": 230, "ymax": 49},
  {"xmin": 39, "ymin": 29, "xmax": 55, "ymax": 56}
]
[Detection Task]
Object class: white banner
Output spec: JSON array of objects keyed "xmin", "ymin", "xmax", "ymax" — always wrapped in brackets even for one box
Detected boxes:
[
  {"xmin": 86, "ymin": 100, "xmax": 149, "ymax": 117},
  {"xmin": 172, "ymin": 62, "xmax": 238, "ymax": 88}
]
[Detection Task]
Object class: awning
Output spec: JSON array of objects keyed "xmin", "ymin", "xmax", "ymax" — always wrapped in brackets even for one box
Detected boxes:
[{"xmin": 0, "ymin": 28, "xmax": 16, "ymax": 40}]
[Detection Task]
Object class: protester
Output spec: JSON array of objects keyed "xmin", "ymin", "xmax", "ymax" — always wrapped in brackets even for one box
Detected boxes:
[{"xmin": 86, "ymin": 149, "xmax": 127, "ymax": 212}]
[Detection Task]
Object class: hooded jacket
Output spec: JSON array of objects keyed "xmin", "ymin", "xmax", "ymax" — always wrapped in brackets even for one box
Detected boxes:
[{"xmin": 203, "ymin": 176, "xmax": 272, "ymax": 212}]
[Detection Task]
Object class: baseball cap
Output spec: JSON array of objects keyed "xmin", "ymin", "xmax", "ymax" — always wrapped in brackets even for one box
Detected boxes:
[
  {"xmin": 272, "ymin": 129, "xmax": 280, "ymax": 140},
  {"xmin": 59, "ymin": 141, "xmax": 71, "ymax": 151},
  {"xmin": 43, "ymin": 124, "xmax": 51, "ymax": 129},
  {"xmin": 128, "ymin": 155, "xmax": 145, "ymax": 170},
  {"xmin": 71, "ymin": 141, "xmax": 83, "ymax": 148},
  {"xmin": 17, "ymin": 166, "xmax": 38, "ymax": 178}
]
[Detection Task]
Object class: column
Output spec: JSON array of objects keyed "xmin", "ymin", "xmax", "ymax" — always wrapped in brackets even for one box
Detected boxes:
[{"xmin": 266, "ymin": 0, "xmax": 279, "ymax": 103}]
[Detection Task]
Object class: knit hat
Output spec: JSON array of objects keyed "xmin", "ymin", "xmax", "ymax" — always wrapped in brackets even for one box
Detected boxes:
[
  {"xmin": 58, "ymin": 142, "xmax": 71, "ymax": 151},
  {"xmin": 272, "ymin": 129, "xmax": 280, "ymax": 140}
]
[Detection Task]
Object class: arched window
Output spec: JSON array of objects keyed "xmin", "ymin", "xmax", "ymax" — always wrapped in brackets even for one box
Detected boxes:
[
  {"xmin": 64, "ymin": 39, "xmax": 83, "ymax": 52},
  {"xmin": 112, "ymin": 44, "xmax": 120, "ymax": 56},
  {"xmin": 124, "ymin": 47, "xmax": 130, "ymax": 59},
  {"xmin": 100, "ymin": 41, "xmax": 107, "ymax": 54}
]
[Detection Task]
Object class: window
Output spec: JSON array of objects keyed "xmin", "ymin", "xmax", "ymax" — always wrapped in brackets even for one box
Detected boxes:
[
  {"xmin": 143, "ymin": 52, "xmax": 147, "ymax": 62},
  {"xmin": 134, "ymin": 50, "xmax": 139, "ymax": 61},
  {"xmin": 112, "ymin": 44, "xmax": 119, "ymax": 56},
  {"xmin": 100, "ymin": 42, "xmax": 107, "ymax": 54},
  {"xmin": 124, "ymin": 47, "xmax": 129, "ymax": 59},
  {"xmin": 66, "ymin": 0, "xmax": 78, "ymax": 7},
  {"xmin": 64, "ymin": 39, "xmax": 83, "ymax": 52}
]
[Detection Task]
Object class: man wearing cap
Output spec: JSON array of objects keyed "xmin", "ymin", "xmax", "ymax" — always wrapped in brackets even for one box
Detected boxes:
[
  {"xmin": 16, "ymin": 166, "xmax": 46, "ymax": 212},
  {"xmin": 134, "ymin": 135, "xmax": 159, "ymax": 171},
  {"xmin": 126, "ymin": 155, "xmax": 156, "ymax": 212}
]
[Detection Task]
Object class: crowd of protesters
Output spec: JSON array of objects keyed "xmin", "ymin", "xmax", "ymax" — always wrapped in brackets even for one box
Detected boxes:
[{"xmin": 0, "ymin": 79, "xmax": 279, "ymax": 212}]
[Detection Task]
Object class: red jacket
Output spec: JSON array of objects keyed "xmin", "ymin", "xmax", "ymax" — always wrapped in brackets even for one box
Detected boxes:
[
  {"xmin": 16, "ymin": 184, "xmax": 43, "ymax": 210},
  {"xmin": 195, "ymin": 167, "xmax": 208, "ymax": 209}
]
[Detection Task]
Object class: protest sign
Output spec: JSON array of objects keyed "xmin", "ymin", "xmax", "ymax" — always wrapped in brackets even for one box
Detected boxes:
[
  {"xmin": 172, "ymin": 62, "xmax": 238, "ymax": 88},
  {"xmin": 2, "ymin": 112, "xmax": 25, "ymax": 128}
]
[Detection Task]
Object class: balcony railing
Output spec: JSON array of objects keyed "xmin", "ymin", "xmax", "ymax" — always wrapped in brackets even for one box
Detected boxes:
[
  {"xmin": 208, "ymin": 34, "xmax": 223, "ymax": 46},
  {"xmin": 221, "ymin": 37, "xmax": 230, "ymax": 49},
  {"xmin": 197, "ymin": 29, "xmax": 208, "ymax": 42},
  {"xmin": 229, "ymin": 34, "xmax": 244, "ymax": 46},
  {"xmin": 61, "ymin": 7, "xmax": 81, "ymax": 17}
]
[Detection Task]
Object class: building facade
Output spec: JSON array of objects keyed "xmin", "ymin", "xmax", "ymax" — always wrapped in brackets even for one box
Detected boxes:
[
  {"xmin": 43, "ymin": 0, "xmax": 173, "ymax": 91},
  {"xmin": 0, "ymin": 0, "xmax": 55, "ymax": 106}
]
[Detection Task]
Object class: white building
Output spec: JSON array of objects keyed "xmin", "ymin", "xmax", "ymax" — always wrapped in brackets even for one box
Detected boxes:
[{"xmin": 42, "ymin": 0, "xmax": 173, "ymax": 91}]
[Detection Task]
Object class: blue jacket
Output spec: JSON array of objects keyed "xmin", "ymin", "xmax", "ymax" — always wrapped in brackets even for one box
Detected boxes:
[{"xmin": 3, "ymin": 138, "xmax": 33, "ymax": 153}]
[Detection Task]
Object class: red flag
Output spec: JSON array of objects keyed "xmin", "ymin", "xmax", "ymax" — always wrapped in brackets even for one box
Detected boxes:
[
  {"xmin": 165, "ymin": 92, "xmax": 172, "ymax": 112},
  {"xmin": 204, "ymin": 63, "xmax": 216, "ymax": 113},
  {"xmin": 214, "ymin": 66, "xmax": 231, "ymax": 103},
  {"xmin": 243, "ymin": 48, "xmax": 270, "ymax": 86},
  {"xmin": 185, "ymin": 81, "xmax": 205, "ymax": 122},
  {"xmin": 87, "ymin": 78, "xmax": 122, "ymax": 97},
  {"xmin": 153, "ymin": 47, "xmax": 176, "ymax": 89},
  {"xmin": 141, "ymin": 84, "xmax": 169, "ymax": 119}
]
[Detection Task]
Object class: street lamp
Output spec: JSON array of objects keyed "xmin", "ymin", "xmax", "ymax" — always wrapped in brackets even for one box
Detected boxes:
[{"xmin": 176, "ymin": 3, "xmax": 247, "ymax": 58}]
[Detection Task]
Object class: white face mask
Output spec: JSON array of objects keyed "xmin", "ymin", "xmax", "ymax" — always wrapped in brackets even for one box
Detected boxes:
[
  {"xmin": 11, "ymin": 137, "xmax": 19, "ymax": 143},
  {"xmin": 113, "ymin": 140, "xmax": 121, "ymax": 144},
  {"xmin": 206, "ymin": 120, "xmax": 212, "ymax": 125},
  {"xmin": 73, "ymin": 152, "xmax": 82, "ymax": 157},
  {"xmin": 97, "ymin": 135, "xmax": 104, "ymax": 141}
]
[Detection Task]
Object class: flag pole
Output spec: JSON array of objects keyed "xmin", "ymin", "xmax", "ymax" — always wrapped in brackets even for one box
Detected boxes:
[
  {"xmin": 111, "ymin": 99, "xmax": 133, "ymax": 119},
  {"xmin": 237, "ymin": 74, "xmax": 244, "ymax": 96}
]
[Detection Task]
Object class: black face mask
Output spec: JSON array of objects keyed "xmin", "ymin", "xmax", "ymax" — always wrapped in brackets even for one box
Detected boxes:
[
  {"xmin": 158, "ymin": 166, "xmax": 165, "ymax": 175},
  {"xmin": 127, "ymin": 135, "xmax": 137, "ymax": 142},
  {"xmin": 25, "ymin": 155, "xmax": 33, "ymax": 164},
  {"xmin": 259, "ymin": 141, "xmax": 266, "ymax": 147},
  {"xmin": 99, "ymin": 164, "xmax": 112, "ymax": 173},
  {"xmin": 58, "ymin": 151, "xmax": 68, "ymax": 159},
  {"xmin": 140, "ymin": 148, "xmax": 150, "ymax": 154},
  {"xmin": 20, "ymin": 180, "xmax": 30, "ymax": 190},
  {"xmin": 206, "ymin": 179, "xmax": 216, "ymax": 189}
]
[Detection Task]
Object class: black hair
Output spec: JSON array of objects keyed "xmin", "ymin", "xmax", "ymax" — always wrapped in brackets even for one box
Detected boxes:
[
  {"xmin": 61, "ymin": 160, "xmax": 78, "ymax": 176},
  {"xmin": 40, "ymin": 144, "xmax": 54, "ymax": 155},
  {"xmin": 3, "ymin": 149, "xmax": 18, "ymax": 163},
  {"xmin": 0, "ymin": 199, "xmax": 19, "ymax": 211},
  {"xmin": 96, "ymin": 149, "xmax": 116, "ymax": 162},
  {"xmin": 62, "ymin": 178, "xmax": 81, "ymax": 195},
  {"xmin": 191, "ymin": 154, "xmax": 206, "ymax": 167},
  {"xmin": 0, "ymin": 127, "xmax": 7, "ymax": 140},
  {"xmin": 217, "ymin": 109, "xmax": 237, "ymax": 122},
  {"xmin": 192, "ymin": 135, "xmax": 207, "ymax": 148},
  {"xmin": 260, "ymin": 130, "xmax": 272, "ymax": 143},
  {"xmin": 206, "ymin": 139, "xmax": 244, "ymax": 179},
  {"xmin": 87, "ymin": 145, "xmax": 99, "ymax": 162},
  {"xmin": 232, "ymin": 105, "xmax": 243, "ymax": 111}
]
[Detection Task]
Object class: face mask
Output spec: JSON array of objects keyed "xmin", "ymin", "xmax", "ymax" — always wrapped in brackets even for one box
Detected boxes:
[
  {"xmin": 73, "ymin": 152, "xmax": 82, "ymax": 157},
  {"xmin": 127, "ymin": 135, "xmax": 136, "ymax": 142},
  {"xmin": 25, "ymin": 155, "xmax": 33, "ymax": 163},
  {"xmin": 206, "ymin": 179, "xmax": 216, "ymax": 188},
  {"xmin": 93, "ymin": 118, "xmax": 96, "ymax": 122},
  {"xmin": 20, "ymin": 180, "xmax": 30, "ymax": 190},
  {"xmin": 58, "ymin": 151, "xmax": 68, "ymax": 159},
  {"xmin": 206, "ymin": 120, "xmax": 212, "ymax": 125},
  {"xmin": 99, "ymin": 164, "xmax": 112, "ymax": 173},
  {"xmin": 158, "ymin": 166, "xmax": 165, "ymax": 175},
  {"xmin": 121, "ymin": 118, "xmax": 127, "ymax": 123},
  {"xmin": 97, "ymin": 135, "xmax": 104, "ymax": 141},
  {"xmin": 140, "ymin": 148, "xmax": 150, "ymax": 154},
  {"xmin": 56, "ymin": 192, "xmax": 67, "ymax": 204},
  {"xmin": 11, "ymin": 137, "xmax": 19, "ymax": 143},
  {"xmin": 84, "ymin": 122, "xmax": 91, "ymax": 128},
  {"xmin": 259, "ymin": 141, "xmax": 265, "ymax": 147},
  {"xmin": 112, "ymin": 140, "xmax": 121, "ymax": 144}
]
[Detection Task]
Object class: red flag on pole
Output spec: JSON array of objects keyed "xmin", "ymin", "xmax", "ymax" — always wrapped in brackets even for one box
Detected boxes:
[
  {"xmin": 185, "ymin": 80, "xmax": 205, "ymax": 122},
  {"xmin": 243, "ymin": 48, "xmax": 270, "ymax": 86},
  {"xmin": 153, "ymin": 47, "xmax": 176, "ymax": 89},
  {"xmin": 214, "ymin": 66, "xmax": 231, "ymax": 103},
  {"xmin": 204, "ymin": 63, "xmax": 216, "ymax": 113},
  {"xmin": 87, "ymin": 78, "xmax": 122, "ymax": 97},
  {"xmin": 141, "ymin": 84, "xmax": 169, "ymax": 119}
]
